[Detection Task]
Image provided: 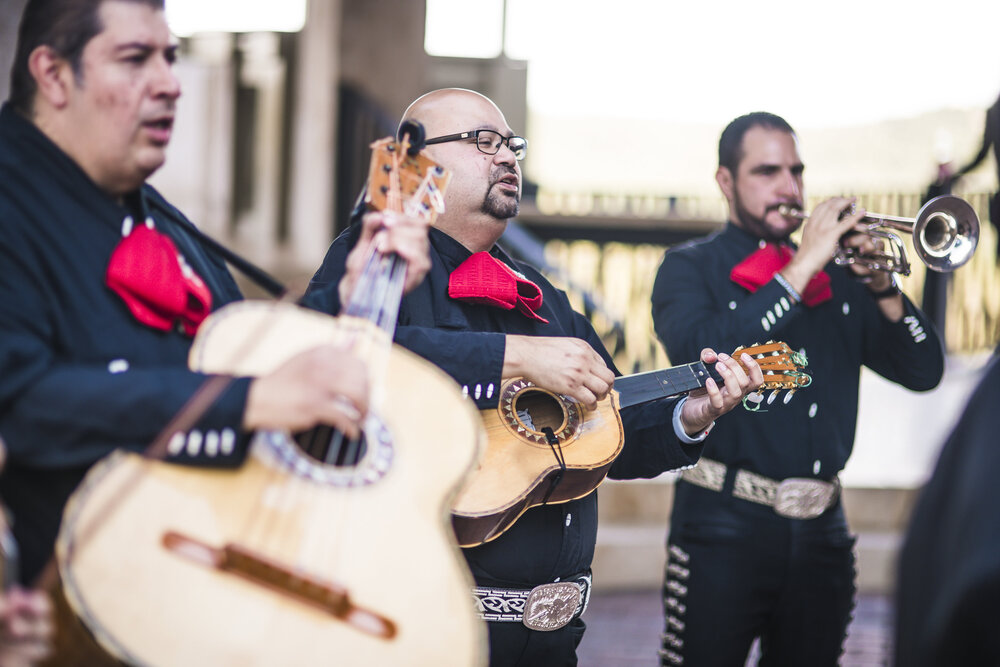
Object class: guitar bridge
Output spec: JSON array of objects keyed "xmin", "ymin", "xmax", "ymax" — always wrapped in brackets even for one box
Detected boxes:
[{"xmin": 161, "ymin": 531, "xmax": 397, "ymax": 639}]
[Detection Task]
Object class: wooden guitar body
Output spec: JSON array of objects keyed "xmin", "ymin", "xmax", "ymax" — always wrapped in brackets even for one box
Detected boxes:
[
  {"xmin": 56, "ymin": 301, "xmax": 487, "ymax": 666},
  {"xmin": 451, "ymin": 379, "xmax": 624, "ymax": 547},
  {"xmin": 450, "ymin": 341, "xmax": 811, "ymax": 547}
]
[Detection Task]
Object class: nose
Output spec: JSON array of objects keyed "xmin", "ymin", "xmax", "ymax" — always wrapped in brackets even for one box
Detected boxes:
[
  {"xmin": 494, "ymin": 139, "xmax": 517, "ymax": 166},
  {"xmin": 777, "ymin": 168, "xmax": 801, "ymax": 199},
  {"xmin": 152, "ymin": 55, "xmax": 182, "ymax": 101}
]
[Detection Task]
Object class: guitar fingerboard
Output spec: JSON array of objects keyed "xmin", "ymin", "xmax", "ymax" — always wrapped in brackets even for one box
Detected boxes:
[{"xmin": 615, "ymin": 362, "xmax": 722, "ymax": 410}]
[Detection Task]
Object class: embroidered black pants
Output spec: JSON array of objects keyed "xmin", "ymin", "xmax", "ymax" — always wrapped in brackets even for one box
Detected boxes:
[{"xmin": 660, "ymin": 481, "xmax": 856, "ymax": 666}]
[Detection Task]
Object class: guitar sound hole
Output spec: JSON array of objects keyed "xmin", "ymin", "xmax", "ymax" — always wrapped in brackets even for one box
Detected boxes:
[
  {"xmin": 294, "ymin": 426, "xmax": 368, "ymax": 467},
  {"xmin": 513, "ymin": 390, "xmax": 567, "ymax": 434}
]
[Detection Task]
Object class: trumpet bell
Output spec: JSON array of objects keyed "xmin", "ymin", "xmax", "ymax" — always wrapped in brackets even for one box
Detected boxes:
[{"xmin": 913, "ymin": 195, "xmax": 980, "ymax": 273}]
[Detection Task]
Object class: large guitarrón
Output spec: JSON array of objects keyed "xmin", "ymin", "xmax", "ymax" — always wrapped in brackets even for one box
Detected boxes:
[
  {"xmin": 57, "ymin": 303, "xmax": 486, "ymax": 666},
  {"xmin": 56, "ymin": 125, "xmax": 486, "ymax": 666}
]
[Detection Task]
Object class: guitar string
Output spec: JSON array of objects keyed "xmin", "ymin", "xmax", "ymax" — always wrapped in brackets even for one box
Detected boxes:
[
  {"xmin": 312, "ymin": 140, "xmax": 430, "ymax": 585},
  {"xmin": 232, "ymin": 140, "xmax": 446, "ymax": 603},
  {"xmin": 227, "ymin": 140, "xmax": 411, "ymax": 589}
]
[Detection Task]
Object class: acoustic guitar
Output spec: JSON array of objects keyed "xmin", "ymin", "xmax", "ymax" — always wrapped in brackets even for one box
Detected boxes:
[
  {"xmin": 451, "ymin": 341, "xmax": 810, "ymax": 547},
  {"xmin": 54, "ymin": 127, "xmax": 488, "ymax": 665}
]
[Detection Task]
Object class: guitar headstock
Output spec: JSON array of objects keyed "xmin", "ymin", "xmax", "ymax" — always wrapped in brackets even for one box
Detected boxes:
[
  {"xmin": 364, "ymin": 130, "xmax": 451, "ymax": 223},
  {"xmin": 731, "ymin": 341, "xmax": 811, "ymax": 410},
  {"xmin": 732, "ymin": 341, "xmax": 811, "ymax": 391}
]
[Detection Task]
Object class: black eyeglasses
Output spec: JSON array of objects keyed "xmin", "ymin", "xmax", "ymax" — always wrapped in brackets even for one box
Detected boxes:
[{"xmin": 425, "ymin": 129, "xmax": 527, "ymax": 161}]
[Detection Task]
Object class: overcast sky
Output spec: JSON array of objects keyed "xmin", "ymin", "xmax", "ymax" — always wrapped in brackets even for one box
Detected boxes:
[{"xmin": 425, "ymin": 0, "xmax": 1000, "ymax": 129}]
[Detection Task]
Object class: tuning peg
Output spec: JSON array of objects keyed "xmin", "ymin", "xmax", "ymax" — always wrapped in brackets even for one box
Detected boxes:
[
  {"xmin": 767, "ymin": 390, "xmax": 779, "ymax": 405},
  {"xmin": 783, "ymin": 389, "xmax": 796, "ymax": 404},
  {"xmin": 397, "ymin": 120, "xmax": 427, "ymax": 155},
  {"xmin": 745, "ymin": 391, "xmax": 764, "ymax": 405}
]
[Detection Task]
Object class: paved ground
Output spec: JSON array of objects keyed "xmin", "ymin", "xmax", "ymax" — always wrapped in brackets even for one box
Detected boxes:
[{"xmin": 578, "ymin": 589, "xmax": 893, "ymax": 667}]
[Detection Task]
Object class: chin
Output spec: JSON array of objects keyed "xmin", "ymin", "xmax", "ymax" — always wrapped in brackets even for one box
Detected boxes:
[{"xmin": 136, "ymin": 154, "xmax": 167, "ymax": 180}]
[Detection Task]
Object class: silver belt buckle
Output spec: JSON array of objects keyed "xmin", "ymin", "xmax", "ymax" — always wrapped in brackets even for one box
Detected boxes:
[
  {"xmin": 773, "ymin": 478, "xmax": 836, "ymax": 519},
  {"xmin": 521, "ymin": 582, "xmax": 582, "ymax": 631}
]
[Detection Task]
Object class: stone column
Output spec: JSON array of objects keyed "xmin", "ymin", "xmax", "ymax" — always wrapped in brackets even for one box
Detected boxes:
[{"xmin": 284, "ymin": 0, "xmax": 342, "ymax": 277}]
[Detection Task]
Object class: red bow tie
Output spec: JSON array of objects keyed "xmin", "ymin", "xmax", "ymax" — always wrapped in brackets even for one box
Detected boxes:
[
  {"xmin": 448, "ymin": 252, "xmax": 548, "ymax": 323},
  {"xmin": 730, "ymin": 243, "xmax": 832, "ymax": 307},
  {"xmin": 106, "ymin": 220, "xmax": 213, "ymax": 336}
]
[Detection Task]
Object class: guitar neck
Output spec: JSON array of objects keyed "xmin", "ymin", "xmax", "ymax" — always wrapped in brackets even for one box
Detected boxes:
[{"xmin": 615, "ymin": 361, "xmax": 723, "ymax": 410}]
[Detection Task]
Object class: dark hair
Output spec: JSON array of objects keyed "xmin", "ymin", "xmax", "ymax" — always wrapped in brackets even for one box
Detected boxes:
[
  {"xmin": 718, "ymin": 112, "xmax": 795, "ymax": 173},
  {"xmin": 8, "ymin": 0, "xmax": 165, "ymax": 115}
]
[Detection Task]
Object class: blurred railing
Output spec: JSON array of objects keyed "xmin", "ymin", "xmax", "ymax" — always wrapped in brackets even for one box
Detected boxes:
[{"xmin": 529, "ymin": 189, "xmax": 999, "ymax": 373}]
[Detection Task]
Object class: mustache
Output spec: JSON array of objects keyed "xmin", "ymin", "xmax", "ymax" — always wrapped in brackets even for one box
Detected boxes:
[
  {"xmin": 766, "ymin": 201, "xmax": 803, "ymax": 215},
  {"xmin": 490, "ymin": 166, "xmax": 518, "ymax": 184}
]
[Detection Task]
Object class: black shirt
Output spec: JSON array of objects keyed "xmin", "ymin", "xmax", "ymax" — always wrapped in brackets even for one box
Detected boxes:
[
  {"xmin": 0, "ymin": 104, "xmax": 251, "ymax": 582},
  {"xmin": 651, "ymin": 222, "xmax": 944, "ymax": 482},
  {"xmin": 308, "ymin": 224, "xmax": 703, "ymax": 588}
]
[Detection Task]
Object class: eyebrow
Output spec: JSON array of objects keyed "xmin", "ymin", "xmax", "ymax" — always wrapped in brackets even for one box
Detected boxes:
[
  {"xmin": 476, "ymin": 125, "xmax": 515, "ymax": 137},
  {"xmin": 114, "ymin": 41, "xmax": 179, "ymax": 54},
  {"xmin": 749, "ymin": 162, "xmax": 804, "ymax": 174}
]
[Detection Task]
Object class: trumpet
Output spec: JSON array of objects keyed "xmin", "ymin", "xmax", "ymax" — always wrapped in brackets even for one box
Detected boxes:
[{"xmin": 777, "ymin": 195, "xmax": 980, "ymax": 275}]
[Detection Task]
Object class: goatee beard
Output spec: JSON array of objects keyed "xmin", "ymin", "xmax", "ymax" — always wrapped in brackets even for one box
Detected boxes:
[
  {"xmin": 735, "ymin": 195, "xmax": 793, "ymax": 244},
  {"xmin": 481, "ymin": 190, "xmax": 519, "ymax": 219},
  {"xmin": 481, "ymin": 168, "xmax": 520, "ymax": 219}
]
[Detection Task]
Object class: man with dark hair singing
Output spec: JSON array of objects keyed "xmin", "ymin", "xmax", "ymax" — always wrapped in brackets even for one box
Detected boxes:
[{"xmin": 0, "ymin": 0, "xmax": 430, "ymax": 593}]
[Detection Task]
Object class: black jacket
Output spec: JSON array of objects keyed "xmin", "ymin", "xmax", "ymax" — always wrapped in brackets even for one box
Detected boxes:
[
  {"xmin": 652, "ymin": 222, "xmax": 944, "ymax": 483},
  {"xmin": 308, "ymin": 223, "xmax": 703, "ymax": 588},
  {"xmin": 0, "ymin": 104, "xmax": 251, "ymax": 582},
  {"xmin": 895, "ymin": 357, "xmax": 1000, "ymax": 667}
]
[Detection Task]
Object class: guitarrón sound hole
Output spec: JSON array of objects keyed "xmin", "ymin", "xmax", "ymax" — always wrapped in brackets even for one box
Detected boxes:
[
  {"xmin": 513, "ymin": 390, "xmax": 567, "ymax": 434},
  {"xmin": 294, "ymin": 425, "xmax": 368, "ymax": 467}
]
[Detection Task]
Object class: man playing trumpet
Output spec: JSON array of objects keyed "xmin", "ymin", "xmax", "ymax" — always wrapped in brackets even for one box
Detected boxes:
[{"xmin": 650, "ymin": 112, "xmax": 945, "ymax": 666}]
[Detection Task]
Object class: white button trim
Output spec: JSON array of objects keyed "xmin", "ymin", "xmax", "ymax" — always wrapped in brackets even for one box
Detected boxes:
[
  {"xmin": 220, "ymin": 428, "xmax": 236, "ymax": 455},
  {"xmin": 205, "ymin": 430, "xmax": 220, "ymax": 457},
  {"xmin": 186, "ymin": 430, "xmax": 203, "ymax": 456},
  {"xmin": 167, "ymin": 432, "xmax": 185, "ymax": 456},
  {"xmin": 107, "ymin": 359, "xmax": 129, "ymax": 374}
]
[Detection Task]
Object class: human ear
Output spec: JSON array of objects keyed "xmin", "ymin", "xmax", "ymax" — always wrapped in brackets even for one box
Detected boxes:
[
  {"xmin": 27, "ymin": 45, "xmax": 74, "ymax": 109},
  {"xmin": 715, "ymin": 166, "xmax": 735, "ymax": 202}
]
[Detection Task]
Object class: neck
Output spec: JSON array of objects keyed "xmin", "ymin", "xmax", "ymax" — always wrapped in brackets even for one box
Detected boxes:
[
  {"xmin": 436, "ymin": 214, "xmax": 508, "ymax": 254},
  {"xmin": 33, "ymin": 110, "xmax": 135, "ymax": 198}
]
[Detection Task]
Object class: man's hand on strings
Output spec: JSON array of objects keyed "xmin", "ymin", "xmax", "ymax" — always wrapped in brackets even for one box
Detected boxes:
[
  {"xmin": 244, "ymin": 345, "xmax": 370, "ymax": 440},
  {"xmin": 339, "ymin": 211, "xmax": 432, "ymax": 306},
  {"xmin": 503, "ymin": 336, "xmax": 615, "ymax": 410}
]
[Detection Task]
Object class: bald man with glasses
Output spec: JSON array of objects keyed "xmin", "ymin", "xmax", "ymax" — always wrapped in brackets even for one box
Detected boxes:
[{"xmin": 307, "ymin": 88, "xmax": 763, "ymax": 666}]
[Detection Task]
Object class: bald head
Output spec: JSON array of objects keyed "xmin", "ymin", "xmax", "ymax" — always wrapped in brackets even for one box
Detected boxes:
[
  {"xmin": 401, "ymin": 88, "xmax": 509, "ymax": 138},
  {"xmin": 400, "ymin": 88, "xmax": 522, "ymax": 253}
]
